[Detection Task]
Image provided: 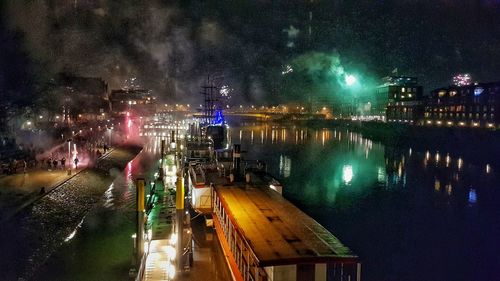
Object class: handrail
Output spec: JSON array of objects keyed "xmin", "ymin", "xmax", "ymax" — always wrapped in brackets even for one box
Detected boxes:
[{"xmin": 134, "ymin": 251, "xmax": 148, "ymax": 281}]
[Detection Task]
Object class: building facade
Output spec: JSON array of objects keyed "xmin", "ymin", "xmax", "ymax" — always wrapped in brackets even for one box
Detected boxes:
[
  {"xmin": 55, "ymin": 74, "xmax": 110, "ymax": 124},
  {"xmin": 352, "ymin": 76, "xmax": 424, "ymax": 122},
  {"xmin": 424, "ymin": 82, "xmax": 500, "ymax": 128},
  {"xmin": 384, "ymin": 76, "xmax": 423, "ymax": 123},
  {"xmin": 109, "ymin": 89, "xmax": 156, "ymax": 116}
]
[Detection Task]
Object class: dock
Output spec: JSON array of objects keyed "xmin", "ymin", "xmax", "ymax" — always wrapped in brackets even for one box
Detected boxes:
[
  {"xmin": 135, "ymin": 138, "xmax": 360, "ymax": 281},
  {"xmin": 137, "ymin": 152, "xmax": 232, "ymax": 281}
]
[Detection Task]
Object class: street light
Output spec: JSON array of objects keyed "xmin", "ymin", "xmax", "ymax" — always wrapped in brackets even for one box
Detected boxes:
[{"xmin": 108, "ymin": 127, "xmax": 112, "ymax": 145}]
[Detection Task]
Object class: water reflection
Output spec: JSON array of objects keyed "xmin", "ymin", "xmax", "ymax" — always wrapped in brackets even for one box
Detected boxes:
[
  {"xmin": 232, "ymin": 124, "xmax": 500, "ymax": 281},
  {"xmin": 35, "ymin": 136, "xmax": 164, "ymax": 281}
]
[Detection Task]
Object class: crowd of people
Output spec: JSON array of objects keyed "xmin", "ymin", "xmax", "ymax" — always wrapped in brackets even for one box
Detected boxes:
[
  {"xmin": 0, "ymin": 140, "xmax": 111, "ymax": 175},
  {"xmin": 1, "ymin": 120, "xmax": 121, "ymax": 176}
]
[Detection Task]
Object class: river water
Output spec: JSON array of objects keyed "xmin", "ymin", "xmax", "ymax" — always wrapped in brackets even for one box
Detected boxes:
[
  {"xmin": 34, "ymin": 140, "xmax": 161, "ymax": 281},
  {"xmin": 21, "ymin": 124, "xmax": 500, "ymax": 281},
  {"xmin": 232, "ymin": 124, "xmax": 500, "ymax": 281}
]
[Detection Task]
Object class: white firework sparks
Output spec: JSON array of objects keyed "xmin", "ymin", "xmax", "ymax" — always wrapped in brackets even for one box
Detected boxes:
[{"xmin": 281, "ymin": 65, "xmax": 293, "ymax": 75}]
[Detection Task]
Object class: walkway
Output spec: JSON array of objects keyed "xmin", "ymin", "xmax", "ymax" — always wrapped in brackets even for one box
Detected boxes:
[
  {"xmin": 0, "ymin": 148, "xmax": 114, "ymax": 221},
  {"xmin": 0, "ymin": 167, "xmax": 84, "ymax": 221},
  {"xmin": 140, "ymin": 155, "xmax": 231, "ymax": 281}
]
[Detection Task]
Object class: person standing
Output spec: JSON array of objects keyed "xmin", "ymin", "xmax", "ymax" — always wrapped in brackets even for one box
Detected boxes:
[
  {"xmin": 61, "ymin": 157, "xmax": 66, "ymax": 169},
  {"xmin": 46, "ymin": 158, "xmax": 52, "ymax": 170},
  {"xmin": 74, "ymin": 157, "xmax": 79, "ymax": 169}
]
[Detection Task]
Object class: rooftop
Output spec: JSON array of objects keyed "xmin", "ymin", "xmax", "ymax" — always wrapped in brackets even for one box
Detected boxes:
[{"xmin": 214, "ymin": 183, "xmax": 358, "ymax": 267}]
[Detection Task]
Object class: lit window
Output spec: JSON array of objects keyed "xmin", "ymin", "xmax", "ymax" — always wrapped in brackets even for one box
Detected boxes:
[
  {"xmin": 402, "ymin": 87, "xmax": 406, "ymax": 93},
  {"xmin": 438, "ymin": 91, "xmax": 446, "ymax": 97}
]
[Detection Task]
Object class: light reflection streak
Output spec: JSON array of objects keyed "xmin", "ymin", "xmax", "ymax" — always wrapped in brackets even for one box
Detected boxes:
[
  {"xmin": 64, "ymin": 217, "xmax": 85, "ymax": 243},
  {"xmin": 434, "ymin": 179, "xmax": 441, "ymax": 191},
  {"xmin": 468, "ymin": 189, "xmax": 477, "ymax": 204},
  {"xmin": 445, "ymin": 184, "xmax": 452, "ymax": 195}
]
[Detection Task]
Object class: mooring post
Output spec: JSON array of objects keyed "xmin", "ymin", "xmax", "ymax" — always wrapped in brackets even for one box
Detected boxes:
[
  {"xmin": 175, "ymin": 170, "xmax": 184, "ymax": 271},
  {"xmin": 159, "ymin": 139, "xmax": 165, "ymax": 179},
  {"xmin": 136, "ymin": 178, "xmax": 146, "ymax": 265}
]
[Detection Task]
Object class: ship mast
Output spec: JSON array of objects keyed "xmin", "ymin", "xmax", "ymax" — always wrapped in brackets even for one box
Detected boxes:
[{"xmin": 200, "ymin": 75, "xmax": 219, "ymax": 125}]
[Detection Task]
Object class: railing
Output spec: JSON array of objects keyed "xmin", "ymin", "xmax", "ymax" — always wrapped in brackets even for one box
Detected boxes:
[{"xmin": 134, "ymin": 246, "xmax": 149, "ymax": 281}]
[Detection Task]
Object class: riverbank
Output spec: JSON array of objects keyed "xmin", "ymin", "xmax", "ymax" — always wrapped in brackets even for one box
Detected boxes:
[
  {"xmin": 282, "ymin": 119, "xmax": 500, "ymax": 166},
  {"xmin": 0, "ymin": 144, "xmax": 142, "ymax": 281}
]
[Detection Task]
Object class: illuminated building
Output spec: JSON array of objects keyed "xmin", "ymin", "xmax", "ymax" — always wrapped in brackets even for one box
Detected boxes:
[
  {"xmin": 55, "ymin": 74, "xmax": 109, "ymax": 123},
  {"xmin": 424, "ymin": 82, "xmax": 500, "ymax": 128},
  {"xmin": 383, "ymin": 76, "xmax": 423, "ymax": 123},
  {"xmin": 109, "ymin": 89, "xmax": 156, "ymax": 116}
]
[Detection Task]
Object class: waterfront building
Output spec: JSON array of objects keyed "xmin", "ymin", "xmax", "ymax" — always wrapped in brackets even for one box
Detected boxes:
[
  {"xmin": 343, "ymin": 76, "xmax": 423, "ymax": 122},
  {"xmin": 109, "ymin": 89, "xmax": 156, "ymax": 116},
  {"xmin": 383, "ymin": 76, "xmax": 424, "ymax": 124},
  {"xmin": 424, "ymin": 82, "xmax": 500, "ymax": 128},
  {"xmin": 55, "ymin": 74, "xmax": 110, "ymax": 124}
]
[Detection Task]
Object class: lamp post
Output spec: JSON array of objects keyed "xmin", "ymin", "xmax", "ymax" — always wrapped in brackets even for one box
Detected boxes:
[
  {"xmin": 108, "ymin": 127, "xmax": 112, "ymax": 145},
  {"xmin": 67, "ymin": 139, "xmax": 72, "ymax": 175}
]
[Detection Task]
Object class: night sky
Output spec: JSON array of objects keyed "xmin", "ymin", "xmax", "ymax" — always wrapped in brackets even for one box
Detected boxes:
[{"xmin": 2, "ymin": 0, "xmax": 500, "ymax": 104}]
